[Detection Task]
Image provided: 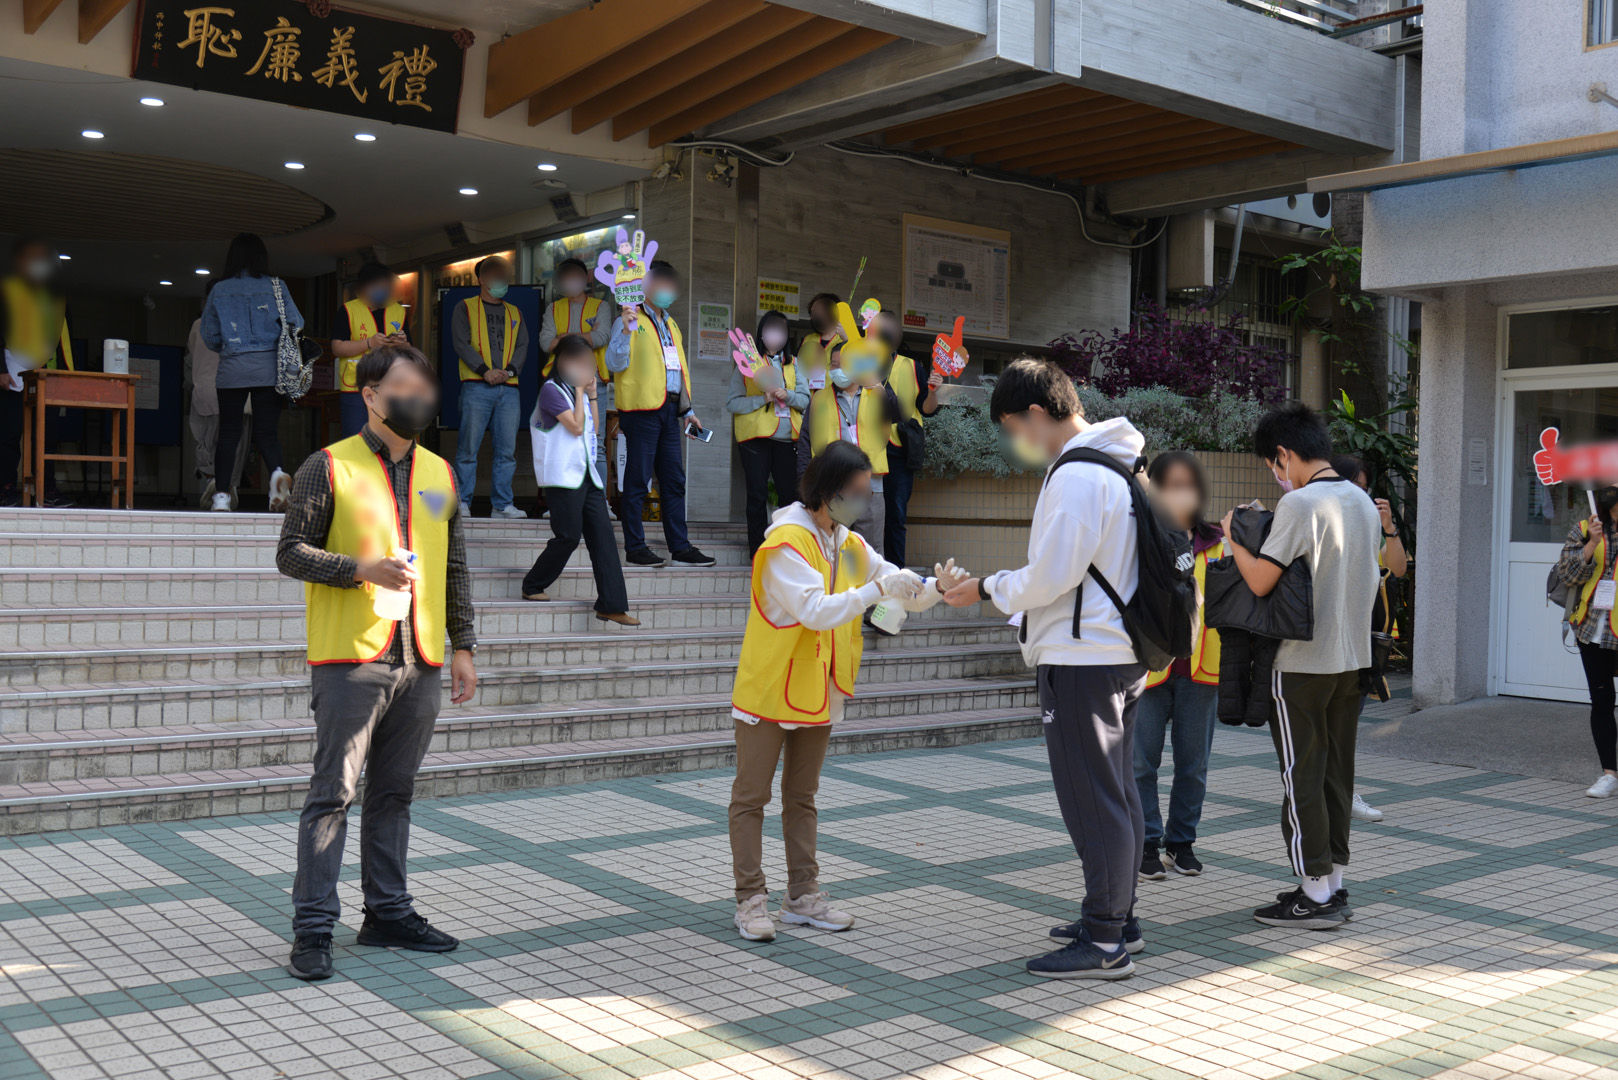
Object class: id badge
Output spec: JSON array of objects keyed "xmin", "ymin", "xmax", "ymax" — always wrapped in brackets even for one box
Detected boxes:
[
  {"xmin": 773, "ymin": 401, "xmax": 790, "ymax": 418},
  {"xmin": 1594, "ymin": 579, "xmax": 1616, "ymax": 611},
  {"xmin": 662, "ymin": 343, "xmax": 682, "ymax": 372},
  {"xmin": 806, "ymin": 368, "xmax": 826, "ymax": 391}
]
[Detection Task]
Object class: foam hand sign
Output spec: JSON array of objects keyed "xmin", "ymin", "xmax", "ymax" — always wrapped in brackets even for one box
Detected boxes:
[
  {"xmin": 835, "ymin": 298, "xmax": 890, "ymax": 386},
  {"xmin": 594, "ymin": 227, "xmax": 659, "ymax": 308},
  {"xmin": 1533, "ymin": 427, "xmax": 1618, "ymax": 486},
  {"xmin": 857, "ymin": 298, "xmax": 881, "ymax": 331},
  {"xmin": 931, "ymin": 316, "xmax": 969, "ymax": 378},
  {"xmin": 728, "ymin": 326, "xmax": 764, "ymax": 378}
]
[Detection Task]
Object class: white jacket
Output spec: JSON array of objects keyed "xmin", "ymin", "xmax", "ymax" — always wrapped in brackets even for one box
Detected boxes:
[
  {"xmin": 530, "ymin": 381, "xmax": 602, "ymax": 490},
  {"xmin": 985, "ymin": 419, "xmax": 1145, "ymax": 668}
]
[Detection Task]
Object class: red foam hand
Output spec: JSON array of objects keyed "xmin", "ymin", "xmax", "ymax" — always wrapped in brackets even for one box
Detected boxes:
[
  {"xmin": 932, "ymin": 316, "xmax": 968, "ymax": 378},
  {"xmin": 1534, "ymin": 427, "xmax": 1618, "ymax": 486}
]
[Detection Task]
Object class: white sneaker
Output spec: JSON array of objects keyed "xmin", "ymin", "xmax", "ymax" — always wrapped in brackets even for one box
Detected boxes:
[
  {"xmin": 209, "ymin": 491, "xmax": 233, "ymax": 512},
  {"xmin": 492, "ymin": 505, "xmax": 527, "ymax": 519},
  {"xmin": 1585, "ymin": 774, "xmax": 1618, "ymax": 799},
  {"xmin": 268, "ymin": 468, "xmax": 292, "ymax": 512},
  {"xmin": 734, "ymin": 894, "xmax": 776, "ymax": 942},
  {"xmin": 459, "ymin": 502, "xmax": 472, "ymax": 519},
  {"xmin": 780, "ymin": 890, "xmax": 855, "ymax": 932},
  {"xmin": 1351, "ymin": 793, "xmax": 1384, "ymax": 822}
]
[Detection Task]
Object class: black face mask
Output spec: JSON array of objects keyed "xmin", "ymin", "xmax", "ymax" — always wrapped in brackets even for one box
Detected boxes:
[
  {"xmin": 373, "ymin": 394, "xmax": 436, "ymax": 440},
  {"xmin": 1598, "ymin": 486, "xmax": 1618, "ymax": 520}
]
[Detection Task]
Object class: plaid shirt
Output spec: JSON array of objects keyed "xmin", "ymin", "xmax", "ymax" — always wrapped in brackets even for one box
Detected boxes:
[
  {"xmin": 276, "ymin": 427, "xmax": 476, "ymax": 662},
  {"xmin": 1555, "ymin": 520, "xmax": 1618, "ymax": 649}
]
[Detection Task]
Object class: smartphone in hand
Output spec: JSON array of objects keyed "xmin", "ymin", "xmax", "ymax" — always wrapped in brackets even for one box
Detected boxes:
[{"xmin": 685, "ymin": 423, "xmax": 713, "ymax": 443}]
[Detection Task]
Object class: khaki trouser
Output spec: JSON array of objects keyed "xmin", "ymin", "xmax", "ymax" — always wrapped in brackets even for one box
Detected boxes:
[{"xmin": 728, "ymin": 718, "xmax": 830, "ymax": 902}]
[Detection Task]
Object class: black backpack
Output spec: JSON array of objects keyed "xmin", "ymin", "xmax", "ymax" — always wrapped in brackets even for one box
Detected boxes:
[{"xmin": 1042, "ymin": 448, "xmax": 1197, "ymax": 670}]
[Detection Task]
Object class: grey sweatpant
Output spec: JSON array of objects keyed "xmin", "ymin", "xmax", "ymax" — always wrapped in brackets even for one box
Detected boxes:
[
  {"xmin": 292, "ymin": 660, "xmax": 442, "ymax": 936},
  {"xmin": 1037, "ymin": 662, "xmax": 1147, "ymax": 944}
]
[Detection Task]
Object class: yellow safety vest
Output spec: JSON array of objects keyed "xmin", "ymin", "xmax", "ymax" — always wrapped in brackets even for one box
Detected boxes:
[
  {"xmin": 1, "ymin": 277, "xmax": 73, "ymax": 371},
  {"xmin": 305, "ymin": 434, "xmax": 454, "ymax": 667},
  {"xmin": 339, "ymin": 299, "xmax": 407, "ymax": 393},
  {"xmin": 458, "ymin": 296, "xmax": 522, "ymax": 385},
  {"xmin": 1570, "ymin": 521, "xmax": 1618, "ymax": 637},
  {"xmin": 1145, "ymin": 541, "xmax": 1224, "ymax": 688},
  {"xmin": 808, "ymin": 386, "xmax": 890, "ymax": 474},
  {"xmin": 540, "ymin": 296, "xmax": 610, "ymax": 381},
  {"xmin": 615, "ymin": 309, "xmax": 690, "ymax": 412},
  {"xmin": 734, "ymin": 360, "xmax": 801, "ymax": 442},
  {"xmin": 887, "ymin": 354, "xmax": 923, "ymax": 445},
  {"xmin": 796, "ymin": 334, "xmax": 835, "ymax": 380},
  {"xmin": 731, "ymin": 523, "xmax": 869, "ymax": 726}
]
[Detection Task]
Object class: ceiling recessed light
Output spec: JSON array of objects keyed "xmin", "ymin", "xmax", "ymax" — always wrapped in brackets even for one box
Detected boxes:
[
  {"xmin": 159, "ymin": 280, "xmax": 173, "ymax": 286},
  {"xmin": 458, "ymin": 186, "xmax": 478, "ymax": 195},
  {"xmin": 284, "ymin": 161, "xmax": 305, "ymax": 170},
  {"xmin": 81, "ymin": 129, "xmax": 105, "ymax": 139},
  {"xmin": 353, "ymin": 132, "xmax": 377, "ymax": 142},
  {"xmin": 139, "ymin": 96, "xmax": 164, "ymax": 107},
  {"xmin": 537, "ymin": 162, "xmax": 558, "ymax": 172},
  {"xmin": 621, "ymin": 213, "xmax": 635, "ymax": 220},
  {"xmin": 58, "ymin": 253, "xmax": 71, "ymax": 261},
  {"xmin": 194, "ymin": 268, "xmax": 210, "ymax": 276}
]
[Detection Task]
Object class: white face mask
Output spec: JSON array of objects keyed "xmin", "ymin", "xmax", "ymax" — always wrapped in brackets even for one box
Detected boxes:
[{"xmin": 23, "ymin": 257, "xmax": 53, "ymax": 285}]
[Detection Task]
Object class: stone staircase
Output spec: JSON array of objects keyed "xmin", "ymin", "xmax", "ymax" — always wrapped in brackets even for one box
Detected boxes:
[{"xmin": 0, "ymin": 507, "xmax": 1038, "ymax": 833}]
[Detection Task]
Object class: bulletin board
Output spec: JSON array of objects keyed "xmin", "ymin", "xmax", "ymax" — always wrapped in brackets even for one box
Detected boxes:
[{"xmin": 900, "ymin": 214, "xmax": 1011, "ymax": 340}]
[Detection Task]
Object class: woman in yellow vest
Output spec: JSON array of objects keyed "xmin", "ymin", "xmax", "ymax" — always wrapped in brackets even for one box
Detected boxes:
[
  {"xmin": 729, "ymin": 440, "xmax": 965, "ymax": 942},
  {"xmin": 1552, "ymin": 484, "xmax": 1618, "ymax": 799},
  {"xmin": 2, "ymin": 236, "xmax": 74, "ymax": 500},
  {"xmin": 728, "ymin": 310, "xmax": 811, "ymax": 554},
  {"xmin": 793, "ymin": 292, "xmax": 842, "ymax": 476},
  {"xmin": 874, "ymin": 309, "xmax": 943, "ymax": 566},
  {"xmin": 332, "ymin": 262, "xmax": 409, "ymax": 437},
  {"xmin": 1135, "ymin": 452, "xmax": 1224, "ymax": 879}
]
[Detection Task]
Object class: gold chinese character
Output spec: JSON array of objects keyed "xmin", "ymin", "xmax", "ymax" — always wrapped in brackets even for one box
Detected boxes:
[
  {"xmin": 311, "ymin": 26, "xmax": 367, "ymax": 103},
  {"xmin": 378, "ymin": 45, "xmax": 436, "ymax": 111},
  {"xmin": 246, "ymin": 16, "xmax": 303, "ymax": 82},
  {"xmin": 178, "ymin": 6, "xmax": 242, "ymax": 69}
]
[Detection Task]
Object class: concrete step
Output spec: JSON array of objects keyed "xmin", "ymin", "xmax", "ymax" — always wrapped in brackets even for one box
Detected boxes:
[
  {"xmin": 0, "ymin": 646, "xmax": 1030, "ymax": 733},
  {"xmin": 0, "ymin": 700, "xmax": 1044, "ymax": 833},
  {"xmin": 0, "ymin": 620, "xmax": 1014, "ymax": 687}
]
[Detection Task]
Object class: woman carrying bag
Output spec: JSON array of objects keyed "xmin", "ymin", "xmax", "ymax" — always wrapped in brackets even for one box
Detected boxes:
[
  {"xmin": 728, "ymin": 309, "xmax": 810, "ymax": 555},
  {"xmin": 1552, "ymin": 483, "xmax": 1618, "ymax": 798}
]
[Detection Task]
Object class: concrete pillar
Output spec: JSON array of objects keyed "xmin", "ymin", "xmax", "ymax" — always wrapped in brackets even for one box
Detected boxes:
[{"xmin": 1412, "ymin": 285, "xmax": 1496, "ymax": 707}]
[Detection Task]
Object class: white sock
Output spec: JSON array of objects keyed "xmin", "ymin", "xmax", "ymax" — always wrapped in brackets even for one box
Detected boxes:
[
  {"xmin": 1301, "ymin": 875, "xmax": 1332, "ymax": 904},
  {"xmin": 1093, "ymin": 940, "xmax": 1122, "ymax": 954},
  {"xmin": 1328, "ymin": 865, "xmax": 1346, "ymax": 893}
]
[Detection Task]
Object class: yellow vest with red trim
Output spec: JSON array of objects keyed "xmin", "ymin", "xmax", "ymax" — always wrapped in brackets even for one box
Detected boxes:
[
  {"xmin": 731, "ymin": 524, "xmax": 869, "ymax": 726},
  {"xmin": 887, "ymin": 354, "xmax": 923, "ymax": 444},
  {"xmin": 305, "ymin": 435, "xmax": 453, "ymax": 666},
  {"xmin": 540, "ymin": 296, "xmax": 610, "ymax": 381},
  {"xmin": 1570, "ymin": 521, "xmax": 1618, "ymax": 637},
  {"xmin": 808, "ymin": 386, "xmax": 890, "ymax": 474},
  {"xmin": 1145, "ymin": 540, "xmax": 1223, "ymax": 688},
  {"xmin": 734, "ymin": 361, "xmax": 801, "ymax": 442},
  {"xmin": 458, "ymin": 296, "xmax": 522, "ymax": 385},
  {"xmin": 615, "ymin": 310, "xmax": 689, "ymax": 412},
  {"xmin": 339, "ymin": 299, "xmax": 407, "ymax": 393}
]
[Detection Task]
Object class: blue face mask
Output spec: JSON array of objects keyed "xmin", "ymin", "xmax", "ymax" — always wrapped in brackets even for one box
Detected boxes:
[
  {"xmin": 486, "ymin": 281, "xmax": 510, "ymax": 300},
  {"xmin": 829, "ymin": 368, "xmax": 853, "ymax": 389},
  {"xmin": 366, "ymin": 286, "xmax": 392, "ymax": 308},
  {"xmin": 650, "ymin": 288, "xmax": 677, "ymax": 310}
]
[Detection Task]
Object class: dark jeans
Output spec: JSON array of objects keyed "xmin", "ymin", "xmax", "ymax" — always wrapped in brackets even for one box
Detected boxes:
[
  {"xmin": 1269, "ymin": 668, "xmax": 1361, "ymax": 877},
  {"xmin": 217, "ymin": 385, "xmax": 284, "ymax": 487},
  {"xmin": 1578, "ymin": 640, "xmax": 1618, "ymax": 772},
  {"xmin": 617, "ymin": 399, "xmax": 690, "ymax": 556},
  {"xmin": 1037, "ymin": 662, "xmax": 1147, "ymax": 944},
  {"xmin": 339, "ymin": 392, "xmax": 367, "ymax": 438},
  {"xmin": 1133, "ymin": 677, "xmax": 1218, "ymax": 848},
  {"xmin": 0, "ymin": 388, "xmax": 20, "ymax": 494},
  {"xmin": 738, "ymin": 437, "xmax": 797, "ymax": 555},
  {"xmin": 883, "ymin": 451, "xmax": 917, "ymax": 567},
  {"xmin": 293, "ymin": 660, "xmax": 441, "ymax": 936},
  {"xmin": 524, "ymin": 478, "xmax": 628, "ymax": 613}
]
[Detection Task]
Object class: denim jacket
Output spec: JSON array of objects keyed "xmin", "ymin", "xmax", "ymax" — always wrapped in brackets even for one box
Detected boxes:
[{"xmin": 201, "ymin": 274, "xmax": 302, "ymax": 358}]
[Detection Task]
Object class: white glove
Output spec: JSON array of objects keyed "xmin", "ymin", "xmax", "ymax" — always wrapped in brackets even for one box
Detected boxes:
[
  {"xmin": 876, "ymin": 569, "xmax": 925, "ymax": 600},
  {"xmin": 933, "ymin": 558, "xmax": 970, "ymax": 593}
]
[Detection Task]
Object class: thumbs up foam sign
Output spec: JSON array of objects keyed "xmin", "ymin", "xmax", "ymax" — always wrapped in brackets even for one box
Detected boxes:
[
  {"xmin": 1534, "ymin": 426, "xmax": 1618, "ymax": 486},
  {"xmin": 594, "ymin": 227, "xmax": 659, "ymax": 308},
  {"xmin": 932, "ymin": 315, "xmax": 969, "ymax": 378}
]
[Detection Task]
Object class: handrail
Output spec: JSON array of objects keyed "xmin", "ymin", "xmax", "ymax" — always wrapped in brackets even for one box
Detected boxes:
[{"xmin": 1222, "ymin": 0, "xmax": 1358, "ymax": 34}]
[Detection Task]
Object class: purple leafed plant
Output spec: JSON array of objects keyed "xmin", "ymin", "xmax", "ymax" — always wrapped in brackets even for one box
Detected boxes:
[{"xmin": 1047, "ymin": 299, "xmax": 1286, "ymax": 403}]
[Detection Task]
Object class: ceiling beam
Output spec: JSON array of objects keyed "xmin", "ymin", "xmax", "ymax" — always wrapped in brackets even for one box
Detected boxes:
[
  {"xmin": 527, "ymin": 0, "xmax": 766, "ymax": 127},
  {"xmin": 576, "ymin": 6, "xmax": 816, "ymax": 135},
  {"xmin": 882, "ymin": 85, "xmax": 1076, "ymax": 145},
  {"xmin": 764, "ymin": 0, "xmax": 986, "ymax": 45},
  {"xmin": 1058, "ymin": 135, "xmax": 1290, "ymax": 183},
  {"xmin": 485, "ymin": 0, "xmax": 708, "ymax": 118},
  {"xmin": 1100, "ymin": 148, "xmax": 1387, "ymax": 217},
  {"xmin": 77, "ymin": 0, "xmax": 131, "ymax": 43},
  {"xmin": 986, "ymin": 116, "xmax": 1222, "ymax": 170},
  {"xmin": 23, "ymin": 0, "xmax": 66, "ymax": 33},
  {"xmin": 945, "ymin": 101, "xmax": 1166, "ymax": 158},
  {"xmin": 648, "ymin": 27, "xmax": 896, "ymax": 147}
]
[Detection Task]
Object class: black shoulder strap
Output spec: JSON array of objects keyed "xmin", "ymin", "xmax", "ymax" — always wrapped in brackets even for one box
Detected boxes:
[{"xmin": 1041, "ymin": 446, "xmax": 1142, "ymax": 638}]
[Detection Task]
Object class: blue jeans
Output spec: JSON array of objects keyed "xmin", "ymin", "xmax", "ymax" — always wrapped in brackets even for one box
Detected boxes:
[
  {"xmin": 454, "ymin": 381, "xmax": 519, "ymax": 511},
  {"xmin": 616, "ymin": 400, "xmax": 689, "ymax": 555},
  {"xmin": 1133, "ymin": 677, "xmax": 1218, "ymax": 848},
  {"xmin": 338, "ymin": 393, "xmax": 367, "ymax": 439}
]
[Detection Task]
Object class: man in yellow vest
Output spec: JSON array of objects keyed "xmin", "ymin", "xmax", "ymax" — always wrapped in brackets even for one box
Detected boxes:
[
  {"xmin": 331, "ymin": 262, "xmax": 409, "ymax": 437},
  {"xmin": 276, "ymin": 343, "xmax": 478, "ymax": 982},
  {"xmin": 604, "ymin": 259, "xmax": 714, "ymax": 567},
  {"xmin": 1, "ymin": 236, "xmax": 74, "ymax": 503},
  {"xmin": 540, "ymin": 257, "xmax": 615, "ymax": 500},
  {"xmin": 874, "ymin": 309, "xmax": 942, "ymax": 566},
  {"xmin": 806, "ymin": 302, "xmax": 900, "ymax": 556},
  {"xmin": 451, "ymin": 256, "xmax": 529, "ymax": 520}
]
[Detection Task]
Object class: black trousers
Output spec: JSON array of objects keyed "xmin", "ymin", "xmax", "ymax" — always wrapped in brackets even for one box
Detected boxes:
[
  {"xmin": 217, "ymin": 385, "xmax": 285, "ymax": 487},
  {"xmin": 523, "ymin": 478, "xmax": 628, "ymax": 614},
  {"xmin": 738, "ymin": 437, "xmax": 797, "ymax": 555},
  {"xmin": 0, "ymin": 388, "xmax": 20, "ymax": 494},
  {"xmin": 1579, "ymin": 640, "xmax": 1618, "ymax": 772},
  {"xmin": 1269, "ymin": 669, "xmax": 1361, "ymax": 877}
]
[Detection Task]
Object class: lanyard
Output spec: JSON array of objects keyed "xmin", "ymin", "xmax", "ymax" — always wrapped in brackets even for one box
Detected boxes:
[{"xmin": 643, "ymin": 307, "xmax": 674, "ymax": 349}]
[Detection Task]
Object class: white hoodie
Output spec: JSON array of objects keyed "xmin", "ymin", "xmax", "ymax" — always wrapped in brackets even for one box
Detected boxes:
[{"xmin": 984, "ymin": 418, "xmax": 1145, "ymax": 668}]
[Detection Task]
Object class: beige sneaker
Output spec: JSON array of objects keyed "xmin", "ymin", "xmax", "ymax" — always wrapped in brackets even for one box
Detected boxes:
[
  {"xmin": 268, "ymin": 468, "xmax": 293, "ymax": 512},
  {"xmin": 734, "ymin": 894, "xmax": 776, "ymax": 942},
  {"xmin": 780, "ymin": 890, "xmax": 854, "ymax": 932}
]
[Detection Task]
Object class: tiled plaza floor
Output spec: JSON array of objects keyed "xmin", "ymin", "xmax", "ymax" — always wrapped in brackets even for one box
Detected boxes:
[{"xmin": 3, "ymin": 725, "xmax": 1618, "ymax": 1080}]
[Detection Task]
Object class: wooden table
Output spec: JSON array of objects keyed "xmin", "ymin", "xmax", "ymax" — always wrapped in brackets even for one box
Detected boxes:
[{"xmin": 20, "ymin": 370, "xmax": 140, "ymax": 508}]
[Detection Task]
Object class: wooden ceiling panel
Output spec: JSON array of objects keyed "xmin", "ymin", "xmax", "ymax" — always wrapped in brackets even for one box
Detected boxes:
[
  {"xmin": 1058, "ymin": 134, "xmax": 1294, "ymax": 183},
  {"xmin": 952, "ymin": 105, "xmax": 1193, "ymax": 162},
  {"xmin": 992, "ymin": 117, "xmax": 1228, "ymax": 171},
  {"xmin": 883, "ymin": 86, "xmax": 1090, "ymax": 147}
]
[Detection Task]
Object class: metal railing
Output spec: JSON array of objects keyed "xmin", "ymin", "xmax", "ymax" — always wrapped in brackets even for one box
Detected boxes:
[{"xmin": 1223, "ymin": 0, "xmax": 1360, "ymax": 33}]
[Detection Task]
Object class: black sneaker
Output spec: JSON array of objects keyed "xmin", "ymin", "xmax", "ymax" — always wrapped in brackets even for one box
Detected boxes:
[
  {"xmin": 1026, "ymin": 937, "xmax": 1135, "ymax": 980},
  {"xmin": 354, "ymin": 909, "xmax": 459, "ymax": 953},
  {"xmin": 672, "ymin": 547, "xmax": 717, "ymax": 567},
  {"xmin": 1049, "ymin": 915, "xmax": 1145, "ymax": 955},
  {"xmin": 1139, "ymin": 844, "xmax": 1166, "ymax": 881},
  {"xmin": 1273, "ymin": 886, "xmax": 1353, "ymax": 920},
  {"xmin": 287, "ymin": 933, "xmax": 334, "ymax": 980},
  {"xmin": 1254, "ymin": 888, "xmax": 1345, "ymax": 930},
  {"xmin": 625, "ymin": 549, "xmax": 667, "ymax": 567},
  {"xmin": 1163, "ymin": 845, "xmax": 1203, "ymax": 876}
]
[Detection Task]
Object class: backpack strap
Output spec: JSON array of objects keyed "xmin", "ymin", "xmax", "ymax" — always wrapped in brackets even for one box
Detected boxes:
[{"xmin": 1043, "ymin": 447, "xmax": 1144, "ymax": 639}]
